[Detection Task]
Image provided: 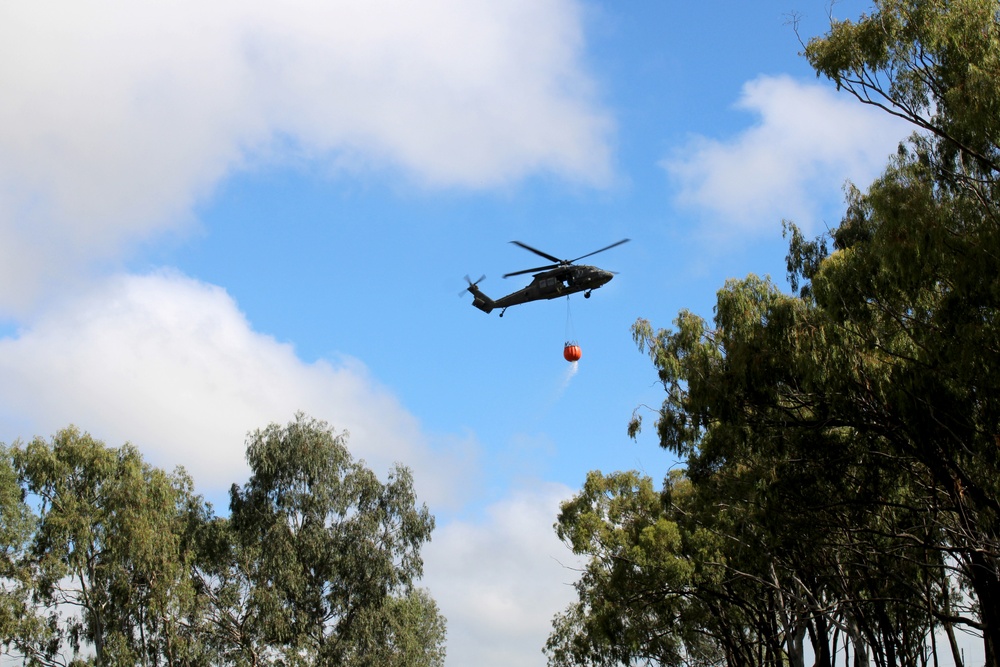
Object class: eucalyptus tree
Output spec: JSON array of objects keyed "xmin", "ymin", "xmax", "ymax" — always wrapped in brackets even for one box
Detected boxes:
[
  {"xmin": 0, "ymin": 444, "xmax": 51, "ymax": 664},
  {"xmin": 545, "ymin": 470, "xmax": 720, "ymax": 667},
  {"xmin": 631, "ymin": 276, "xmax": 956, "ymax": 666},
  {"xmin": 205, "ymin": 413, "xmax": 445, "ymax": 666},
  {"xmin": 9, "ymin": 428, "xmax": 210, "ymax": 666},
  {"xmin": 800, "ymin": 0, "xmax": 1000, "ymax": 660},
  {"xmin": 552, "ymin": 0, "xmax": 1000, "ymax": 664}
]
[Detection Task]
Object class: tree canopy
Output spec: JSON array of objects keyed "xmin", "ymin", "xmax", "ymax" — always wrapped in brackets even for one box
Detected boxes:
[
  {"xmin": 0, "ymin": 414, "xmax": 445, "ymax": 666},
  {"xmin": 550, "ymin": 1, "xmax": 1000, "ymax": 665}
]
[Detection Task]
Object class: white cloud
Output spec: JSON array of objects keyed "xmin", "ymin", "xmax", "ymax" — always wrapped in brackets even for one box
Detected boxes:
[
  {"xmin": 423, "ymin": 483, "xmax": 582, "ymax": 667},
  {"xmin": 0, "ymin": 273, "xmax": 580, "ymax": 665},
  {"xmin": 664, "ymin": 75, "xmax": 912, "ymax": 232},
  {"xmin": 0, "ymin": 0, "xmax": 612, "ymax": 313},
  {"xmin": 0, "ymin": 271, "xmax": 477, "ymax": 503}
]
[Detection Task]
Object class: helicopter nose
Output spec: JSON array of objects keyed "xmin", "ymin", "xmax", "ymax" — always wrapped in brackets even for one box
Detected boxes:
[{"xmin": 597, "ymin": 269, "xmax": 614, "ymax": 285}]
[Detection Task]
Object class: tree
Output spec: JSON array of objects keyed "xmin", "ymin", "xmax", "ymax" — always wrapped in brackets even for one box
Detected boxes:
[
  {"xmin": 553, "ymin": 0, "xmax": 1000, "ymax": 664},
  {"xmin": 351, "ymin": 588, "xmax": 447, "ymax": 667},
  {"xmin": 1, "ymin": 416, "xmax": 445, "ymax": 665},
  {"xmin": 204, "ymin": 413, "xmax": 445, "ymax": 666},
  {"xmin": 9, "ymin": 427, "xmax": 211, "ymax": 666},
  {"xmin": 545, "ymin": 470, "xmax": 724, "ymax": 667},
  {"xmin": 0, "ymin": 444, "xmax": 53, "ymax": 664},
  {"xmin": 800, "ymin": 0, "xmax": 1000, "ymax": 661}
]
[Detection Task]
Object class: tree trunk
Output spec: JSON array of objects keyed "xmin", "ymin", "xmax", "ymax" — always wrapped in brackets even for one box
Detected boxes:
[
  {"xmin": 787, "ymin": 625, "xmax": 806, "ymax": 667},
  {"xmin": 848, "ymin": 620, "xmax": 870, "ymax": 667},
  {"xmin": 968, "ymin": 548, "xmax": 1000, "ymax": 667},
  {"xmin": 809, "ymin": 614, "xmax": 833, "ymax": 667}
]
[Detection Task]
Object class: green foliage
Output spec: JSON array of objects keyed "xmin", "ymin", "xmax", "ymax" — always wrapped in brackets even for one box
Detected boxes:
[
  {"xmin": 5, "ymin": 428, "xmax": 211, "ymax": 666},
  {"xmin": 805, "ymin": 0, "xmax": 1000, "ymax": 169},
  {"xmin": 555, "ymin": 1, "xmax": 1000, "ymax": 665},
  {"xmin": 0, "ymin": 444, "xmax": 50, "ymax": 663},
  {"xmin": 205, "ymin": 413, "xmax": 443, "ymax": 666},
  {"xmin": 0, "ymin": 415, "xmax": 445, "ymax": 666},
  {"xmin": 546, "ymin": 471, "xmax": 721, "ymax": 667},
  {"xmin": 351, "ymin": 588, "xmax": 447, "ymax": 667}
]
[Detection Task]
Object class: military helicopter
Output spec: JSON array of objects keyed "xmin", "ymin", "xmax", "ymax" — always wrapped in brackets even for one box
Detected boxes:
[{"xmin": 465, "ymin": 239, "xmax": 630, "ymax": 317}]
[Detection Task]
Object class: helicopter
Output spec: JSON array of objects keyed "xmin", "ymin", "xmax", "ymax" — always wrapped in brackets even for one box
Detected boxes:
[{"xmin": 465, "ymin": 239, "xmax": 630, "ymax": 317}]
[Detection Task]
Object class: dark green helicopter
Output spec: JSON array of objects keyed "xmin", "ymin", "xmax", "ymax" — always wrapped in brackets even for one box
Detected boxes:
[{"xmin": 465, "ymin": 239, "xmax": 629, "ymax": 317}]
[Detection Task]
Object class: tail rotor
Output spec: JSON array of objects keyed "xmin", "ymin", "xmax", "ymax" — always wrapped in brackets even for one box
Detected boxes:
[{"xmin": 460, "ymin": 275, "xmax": 486, "ymax": 296}]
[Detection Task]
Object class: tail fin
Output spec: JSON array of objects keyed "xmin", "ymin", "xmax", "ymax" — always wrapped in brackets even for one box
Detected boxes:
[{"xmin": 467, "ymin": 283, "xmax": 495, "ymax": 314}]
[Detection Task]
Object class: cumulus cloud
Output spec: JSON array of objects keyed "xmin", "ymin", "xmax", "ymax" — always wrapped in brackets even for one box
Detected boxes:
[
  {"xmin": 0, "ymin": 0, "xmax": 612, "ymax": 313},
  {"xmin": 422, "ymin": 483, "xmax": 582, "ymax": 667},
  {"xmin": 0, "ymin": 271, "xmax": 478, "ymax": 503},
  {"xmin": 664, "ymin": 75, "xmax": 912, "ymax": 232},
  {"xmin": 0, "ymin": 269, "xmax": 580, "ymax": 665}
]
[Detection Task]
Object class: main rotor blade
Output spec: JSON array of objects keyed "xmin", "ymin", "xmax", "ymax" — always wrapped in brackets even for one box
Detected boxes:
[
  {"xmin": 570, "ymin": 238, "xmax": 631, "ymax": 263},
  {"xmin": 503, "ymin": 264, "xmax": 559, "ymax": 278},
  {"xmin": 510, "ymin": 241, "xmax": 562, "ymax": 264}
]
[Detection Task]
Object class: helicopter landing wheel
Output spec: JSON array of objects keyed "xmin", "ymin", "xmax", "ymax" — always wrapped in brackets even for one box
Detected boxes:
[{"xmin": 584, "ymin": 291, "xmax": 592, "ymax": 299}]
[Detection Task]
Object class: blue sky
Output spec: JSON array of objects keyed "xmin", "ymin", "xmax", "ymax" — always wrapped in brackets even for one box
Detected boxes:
[{"xmin": 0, "ymin": 1, "xmax": 914, "ymax": 664}]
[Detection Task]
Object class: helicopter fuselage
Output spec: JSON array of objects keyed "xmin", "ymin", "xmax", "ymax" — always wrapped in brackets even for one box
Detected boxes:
[
  {"xmin": 468, "ymin": 265, "xmax": 614, "ymax": 315},
  {"xmin": 466, "ymin": 238, "xmax": 628, "ymax": 316}
]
